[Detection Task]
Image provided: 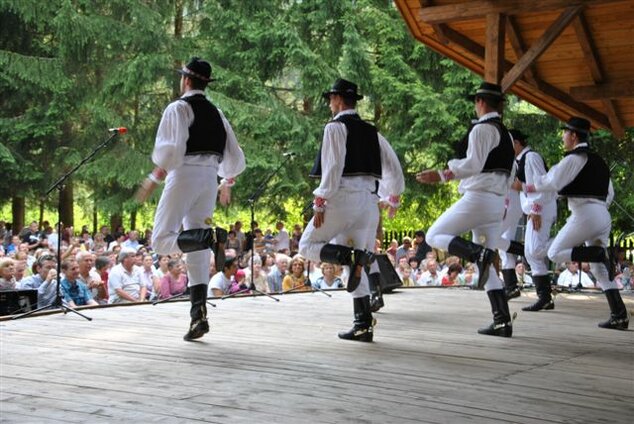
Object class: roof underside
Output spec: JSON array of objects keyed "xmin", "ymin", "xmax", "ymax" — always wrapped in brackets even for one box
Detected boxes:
[{"xmin": 394, "ymin": 0, "xmax": 634, "ymax": 138}]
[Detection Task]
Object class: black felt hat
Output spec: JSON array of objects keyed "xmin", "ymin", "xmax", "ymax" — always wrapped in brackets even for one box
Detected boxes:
[
  {"xmin": 177, "ymin": 57, "xmax": 214, "ymax": 82},
  {"xmin": 322, "ymin": 78, "xmax": 364, "ymax": 101},
  {"xmin": 467, "ymin": 81, "xmax": 505, "ymax": 101},
  {"xmin": 509, "ymin": 129, "xmax": 529, "ymax": 142},
  {"xmin": 561, "ymin": 116, "xmax": 591, "ymax": 135}
]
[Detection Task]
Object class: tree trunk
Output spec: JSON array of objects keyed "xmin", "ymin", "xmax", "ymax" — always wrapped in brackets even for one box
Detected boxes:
[
  {"xmin": 172, "ymin": 0, "xmax": 184, "ymax": 98},
  {"xmin": 38, "ymin": 200, "xmax": 45, "ymax": 229},
  {"xmin": 11, "ymin": 196, "xmax": 25, "ymax": 234},
  {"xmin": 92, "ymin": 205, "xmax": 98, "ymax": 235},
  {"xmin": 59, "ymin": 182, "xmax": 74, "ymax": 229},
  {"xmin": 130, "ymin": 210, "xmax": 137, "ymax": 231},
  {"xmin": 110, "ymin": 214, "xmax": 122, "ymax": 234}
]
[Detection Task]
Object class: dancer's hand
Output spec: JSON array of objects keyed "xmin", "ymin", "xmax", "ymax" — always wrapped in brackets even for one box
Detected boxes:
[
  {"xmin": 416, "ymin": 169, "xmax": 440, "ymax": 184},
  {"xmin": 530, "ymin": 214, "xmax": 542, "ymax": 231},
  {"xmin": 218, "ymin": 184, "xmax": 231, "ymax": 206},
  {"xmin": 314, "ymin": 210, "xmax": 325, "ymax": 228}
]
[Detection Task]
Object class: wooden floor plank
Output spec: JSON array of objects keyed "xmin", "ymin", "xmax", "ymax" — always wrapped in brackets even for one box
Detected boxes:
[{"xmin": 1, "ymin": 288, "xmax": 632, "ymax": 423}]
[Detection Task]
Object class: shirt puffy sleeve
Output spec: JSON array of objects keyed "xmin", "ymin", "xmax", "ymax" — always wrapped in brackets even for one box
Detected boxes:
[
  {"xmin": 217, "ymin": 109, "xmax": 246, "ymax": 179},
  {"xmin": 377, "ymin": 133, "xmax": 405, "ymax": 201},
  {"xmin": 151, "ymin": 100, "xmax": 192, "ymax": 171},
  {"xmin": 534, "ymin": 154, "xmax": 586, "ymax": 192},
  {"xmin": 447, "ymin": 124, "xmax": 499, "ymax": 179},
  {"xmin": 313, "ymin": 122, "xmax": 347, "ymax": 199}
]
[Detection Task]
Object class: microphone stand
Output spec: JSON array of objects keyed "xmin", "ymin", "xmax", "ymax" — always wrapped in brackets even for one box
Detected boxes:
[
  {"xmin": 222, "ymin": 161, "xmax": 286, "ymax": 302},
  {"xmin": 280, "ymin": 260, "xmax": 331, "ymax": 297},
  {"xmin": 14, "ymin": 130, "xmax": 122, "ymax": 320}
]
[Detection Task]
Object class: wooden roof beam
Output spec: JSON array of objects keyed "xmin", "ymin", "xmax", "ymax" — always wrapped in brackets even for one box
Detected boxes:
[
  {"xmin": 505, "ymin": 16, "xmax": 538, "ymax": 86},
  {"xmin": 570, "ymin": 81, "xmax": 634, "ymax": 100},
  {"xmin": 437, "ymin": 26, "xmax": 611, "ymax": 128},
  {"xmin": 501, "ymin": 5, "xmax": 582, "ymax": 91},
  {"xmin": 418, "ymin": 0, "xmax": 623, "ymax": 25},
  {"xmin": 572, "ymin": 12, "xmax": 625, "ymax": 138},
  {"xmin": 419, "ymin": 1, "xmax": 450, "ymax": 45}
]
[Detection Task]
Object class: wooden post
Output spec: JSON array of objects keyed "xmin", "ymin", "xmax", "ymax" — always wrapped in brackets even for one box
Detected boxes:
[{"xmin": 484, "ymin": 13, "xmax": 505, "ymax": 84}]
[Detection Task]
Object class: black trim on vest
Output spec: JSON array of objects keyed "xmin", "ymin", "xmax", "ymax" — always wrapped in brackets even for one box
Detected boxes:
[
  {"xmin": 181, "ymin": 94, "xmax": 227, "ymax": 158},
  {"xmin": 309, "ymin": 113, "xmax": 382, "ymax": 179},
  {"xmin": 558, "ymin": 146, "xmax": 609, "ymax": 201},
  {"xmin": 453, "ymin": 116, "xmax": 514, "ymax": 175},
  {"xmin": 516, "ymin": 149, "xmax": 548, "ymax": 183}
]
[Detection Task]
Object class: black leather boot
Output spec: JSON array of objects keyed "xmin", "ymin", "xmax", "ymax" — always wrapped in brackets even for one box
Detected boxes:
[
  {"xmin": 319, "ymin": 243, "xmax": 352, "ymax": 265},
  {"xmin": 502, "ymin": 268, "xmax": 521, "ymax": 300},
  {"xmin": 319, "ymin": 244, "xmax": 374, "ymax": 292},
  {"xmin": 177, "ymin": 228, "xmax": 215, "ymax": 253},
  {"xmin": 448, "ymin": 237, "xmax": 496, "ymax": 289},
  {"xmin": 214, "ymin": 227, "xmax": 228, "ymax": 272},
  {"xmin": 571, "ymin": 246, "xmax": 615, "ymax": 281},
  {"xmin": 478, "ymin": 289, "xmax": 513, "ymax": 337},
  {"xmin": 368, "ymin": 272, "xmax": 384, "ymax": 312},
  {"xmin": 522, "ymin": 274, "xmax": 554, "ymax": 311},
  {"xmin": 183, "ymin": 284, "xmax": 210, "ymax": 341},
  {"xmin": 346, "ymin": 249, "xmax": 375, "ymax": 293},
  {"xmin": 338, "ymin": 296, "xmax": 373, "ymax": 342},
  {"xmin": 598, "ymin": 288, "xmax": 629, "ymax": 330}
]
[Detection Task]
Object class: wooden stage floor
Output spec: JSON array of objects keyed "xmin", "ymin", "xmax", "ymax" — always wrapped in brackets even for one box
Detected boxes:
[{"xmin": 1, "ymin": 288, "xmax": 633, "ymax": 424}]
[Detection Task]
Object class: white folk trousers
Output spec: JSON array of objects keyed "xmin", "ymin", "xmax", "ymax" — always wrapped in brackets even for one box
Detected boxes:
[
  {"xmin": 299, "ymin": 189, "xmax": 379, "ymax": 298},
  {"xmin": 153, "ymin": 164, "xmax": 218, "ymax": 287}
]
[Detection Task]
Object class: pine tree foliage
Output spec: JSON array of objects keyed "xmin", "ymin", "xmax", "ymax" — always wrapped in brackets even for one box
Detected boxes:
[{"xmin": 0, "ymin": 0, "xmax": 631, "ymax": 234}]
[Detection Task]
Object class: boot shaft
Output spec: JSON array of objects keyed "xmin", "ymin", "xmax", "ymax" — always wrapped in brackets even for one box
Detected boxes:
[
  {"xmin": 319, "ymin": 244, "xmax": 352, "ymax": 265},
  {"xmin": 177, "ymin": 228, "xmax": 215, "ymax": 253}
]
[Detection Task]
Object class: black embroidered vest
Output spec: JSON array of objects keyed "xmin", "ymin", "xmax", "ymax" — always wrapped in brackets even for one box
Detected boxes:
[
  {"xmin": 309, "ymin": 113, "xmax": 382, "ymax": 178},
  {"xmin": 453, "ymin": 116, "xmax": 514, "ymax": 175},
  {"xmin": 181, "ymin": 94, "xmax": 227, "ymax": 157},
  {"xmin": 516, "ymin": 149, "xmax": 548, "ymax": 183},
  {"xmin": 558, "ymin": 147, "xmax": 609, "ymax": 200}
]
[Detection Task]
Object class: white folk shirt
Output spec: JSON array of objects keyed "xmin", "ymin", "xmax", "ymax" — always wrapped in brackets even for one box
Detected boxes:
[
  {"xmin": 313, "ymin": 109, "xmax": 405, "ymax": 202},
  {"xmin": 151, "ymin": 89, "xmax": 246, "ymax": 178},
  {"xmin": 516, "ymin": 146, "xmax": 557, "ymax": 216},
  {"xmin": 447, "ymin": 112, "xmax": 515, "ymax": 195},
  {"xmin": 532, "ymin": 143, "xmax": 614, "ymax": 209}
]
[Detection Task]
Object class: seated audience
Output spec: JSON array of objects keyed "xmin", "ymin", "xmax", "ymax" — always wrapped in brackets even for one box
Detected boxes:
[
  {"xmin": 208, "ymin": 257, "xmax": 239, "ymax": 297},
  {"xmin": 557, "ymin": 262, "xmax": 595, "ymax": 289},
  {"xmin": 0, "ymin": 258, "xmax": 17, "ymax": 290},
  {"xmin": 282, "ymin": 256, "xmax": 309, "ymax": 292},
  {"xmin": 267, "ymin": 253, "xmax": 289, "ymax": 293},
  {"xmin": 459, "ymin": 262, "xmax": 479, "ymax": 287},
  {"xmin": 108, "ymin": 249, "xmax": 146, "ymax": 303},
  {"xmin": 313, "ymin": 262, "xmax": 343, "ymax": 290},
  {"xmin": 139, "ymin": 253, "xmax": 161, "ymax": 299},
  {"xmin": 417, "ymin": 259, "xmax": 441, "ymax": 286},
  {"xmin": 76, "ymin": 251, "xmax": 107, "ymax": 304},
  {"xmin": 157, "ymin": 258, "xmax": 188, "ymax": 300},
  {"xmin": 515, "ymin": 262, "xmax": 533, "ymax": 288},
  {"xmin": 60, "ymin": 259, "xmax": 98, "ymax": 307},
  {"xmin": 442, "ymin": 263, "xmax": 462, "ymax": 286}
]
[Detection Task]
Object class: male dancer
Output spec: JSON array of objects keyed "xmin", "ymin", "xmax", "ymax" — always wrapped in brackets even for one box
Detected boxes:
[
  {"xmin": 299, "ymin": 78, "xmax": 404, "ymax": 342},
  {"xmin": 417, "ymin": 81, "xmax": 515, "ymax": 337},
  {"xmin": 526, "ymin": 117, "xmax": 628, "ymax": 329},
  {"xmin": 509, "ymin": 129, "xmax": 557, "ymax": 311},
  {"xmin": 138, "ymin": 57, "xmax": 245, "ymax": 341}
]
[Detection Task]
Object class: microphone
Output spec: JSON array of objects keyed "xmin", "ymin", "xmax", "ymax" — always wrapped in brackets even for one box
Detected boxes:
[
  {"xmin": 109, "ymin": 127, "xmax": 128, "ymax": 134},
  {"xmin": 282, "ymin": 151, "xmax": 295, "ymax": 157}
]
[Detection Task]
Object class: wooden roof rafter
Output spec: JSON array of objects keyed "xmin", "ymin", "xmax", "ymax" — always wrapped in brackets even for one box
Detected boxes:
[{"xmin": 396, "ymin": 0, "xmax": 634, "ymax": 138}]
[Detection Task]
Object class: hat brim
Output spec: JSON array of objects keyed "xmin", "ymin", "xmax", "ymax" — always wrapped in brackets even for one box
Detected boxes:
[
  {"xmin": 177, "ymin": 68, "xmax": 216, "ymax": 82},
  {"xmin": 560, "ymin": 124, "xmax": 590, "ymax": 134},
  {"xmin": 467, "ymin": 93, "xmax": 505, "ymax": 102},
  {"xmin": 322, "ymin": 90, "xmax": 364, "ymax": 101}
]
